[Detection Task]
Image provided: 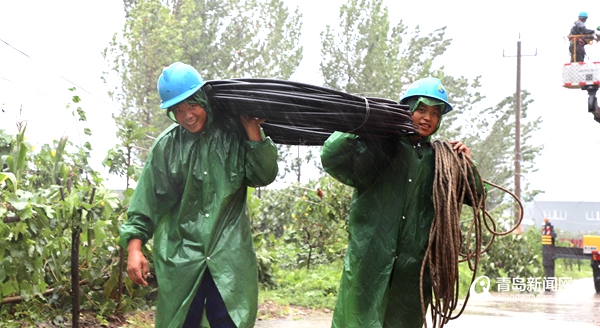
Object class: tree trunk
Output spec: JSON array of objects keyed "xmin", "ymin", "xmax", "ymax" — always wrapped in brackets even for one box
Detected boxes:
[{"xmin": 71, "ymin": 226, "xmax": 81, "ymax": 328}]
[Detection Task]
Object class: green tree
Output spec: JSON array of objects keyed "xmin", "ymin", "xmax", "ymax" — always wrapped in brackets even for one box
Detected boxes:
[
  {"xmin": 255, "ymin": 176, "xmax": 352, "ymax": 270},
  {"xmin": 103, "ymin": 0, "xmax": 303, "ymax": 158},
  {"xmin": 0, "ymin": 91, "xmax": 125, "ymax": 325},
  {"xmin": 478, "ymin": 225, "xmax": 543, "ymax": 291},
  {"xmin": 320, "ymin": 0, "xmax": 542, "ymax": 205},
  {"xmin": 319, "ymin": 0, "xmax": 483, "ymax": 141},
  {"xmin": 320, "ymin": 0, "xmax": 448, "ymax": 97},
  {"xmin": 103, "ymin": 118, "xmax": 146, "ymax": 190},
  {"xmin": 464, "ymin": 91, "xmax": 543, "ymax": 210}
]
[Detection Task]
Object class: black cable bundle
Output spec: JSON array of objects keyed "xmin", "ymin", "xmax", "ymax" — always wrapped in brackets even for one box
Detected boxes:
[{"xmin": 201, "ymin": 78, "xmax": 418, "ymax": 145}]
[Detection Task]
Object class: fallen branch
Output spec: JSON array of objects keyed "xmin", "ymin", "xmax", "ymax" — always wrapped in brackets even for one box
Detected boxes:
[
  {"xmin": 1, "ymin": 279, "xmax": 89, "ymax": 305},
  {"xmin": 3, "ymin": 216, "xmax": 21, "ymax": 223}
]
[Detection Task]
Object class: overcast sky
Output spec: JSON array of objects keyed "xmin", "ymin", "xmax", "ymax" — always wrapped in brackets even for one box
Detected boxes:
[{"xmin": 1, "ymin": 0, "xmax": 600, "ymax": 204}]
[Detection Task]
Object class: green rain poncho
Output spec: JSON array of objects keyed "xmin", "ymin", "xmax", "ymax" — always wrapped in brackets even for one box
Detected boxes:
[
  {"xmin": 119, "ymin": 97, "xmax": 278, "ymax": 328},
  {"xmin": 321, "ymin": 132, "xmax": 435, "ymax": 328}
]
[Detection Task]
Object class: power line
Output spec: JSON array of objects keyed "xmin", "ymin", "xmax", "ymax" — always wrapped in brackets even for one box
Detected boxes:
[
  {"xmin": 0, "ymin": 74, "xmax": 69, "ymax": 107},
  {"xmin": 0, "ymin": 73, "xmax": 108, "ymax": 155},
  {"xmin": 0, "ymin": 38, "xmax": 33, "ymax": 60},
  {"xmin": 0, "ymin": 37, "xmax": 117, "ymax": 108}
]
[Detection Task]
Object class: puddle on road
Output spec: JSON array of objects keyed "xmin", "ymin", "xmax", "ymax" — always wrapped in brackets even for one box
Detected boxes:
[
  {"xmin": 461, "ymin": 277, "xmax": 600, "ymax": 324},
  {"xmin": 256, "ymin": 278, "xmax": 600, "ymax": 327}
]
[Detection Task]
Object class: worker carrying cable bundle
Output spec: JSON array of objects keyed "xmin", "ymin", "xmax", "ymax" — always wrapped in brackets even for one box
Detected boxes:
[
  {"xmin": 119, "ymin": 62, "xmax": 278, "ymax": 328},
  {"xmin": 200, "ymin": 78, "xmax": 419, "ymax": 145},
  {"xmin": 321, "ymin": 77, "xmax": 489, "ymax": 328},
  {"xmin": 569, "ymin": 11, "xmax": 597, "ymax": 62}
]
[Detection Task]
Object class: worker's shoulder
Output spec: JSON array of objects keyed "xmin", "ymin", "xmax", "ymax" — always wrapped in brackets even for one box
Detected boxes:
[
  {"xmin": 157, "ymin": 123, "xmax": 181, "ymax": 139},
  {"xmin": 149, "ymin": 123, "xmax": 182, "ymax": 150}
]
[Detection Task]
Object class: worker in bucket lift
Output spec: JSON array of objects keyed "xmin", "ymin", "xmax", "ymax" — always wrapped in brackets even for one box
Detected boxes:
[
  {"xmin": 569, "ymin": 11, "xmax": 597, "ymax": 62},
  {"xmin": 119, "ymin": 62, "xmax": 278, "ymax": 328}
]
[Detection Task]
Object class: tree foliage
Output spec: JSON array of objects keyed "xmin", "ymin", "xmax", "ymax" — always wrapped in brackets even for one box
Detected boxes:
[
  {"xmin": 0, "ymin": 91, "xmax": 132, "ymax": 325},
  {"xmin": 102, "ymin": 0, "xmax": 303, "ymax": 157},
  {"xmin": 478, "ymin": 225, "xmax": 543, "ymax": 291},
  {"xmin": 319, "ymin": 0, "xmax": 541, "ymax": 205},
  {"xmin": 463, "ymin": 91, "xmax": 543, "ymax": 209},
  {"xmin": 255, "ymin": 176, "xmax": 352, "ymax": 271},
  {"xmin": 319, "ymin": 0, "xmax": 484, "ymax": 141},
  {"xmin": 320, "ymin": 0, "xmax": 452, "ymax": 98}
]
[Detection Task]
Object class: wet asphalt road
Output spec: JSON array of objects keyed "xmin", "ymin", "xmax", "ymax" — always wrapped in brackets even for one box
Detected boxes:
[{"xmin": 255, "ymin": 277, "xmax": 600, "ymax": 327}]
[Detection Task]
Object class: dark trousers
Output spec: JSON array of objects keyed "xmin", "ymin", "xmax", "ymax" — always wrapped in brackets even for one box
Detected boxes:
[
  {"xmin": 570, "ymin": 42, "xmax": 586, "ymax": 62},
  {"xmin": 183, "ymin": 270, "xmax": 236, "ymax": 328}
]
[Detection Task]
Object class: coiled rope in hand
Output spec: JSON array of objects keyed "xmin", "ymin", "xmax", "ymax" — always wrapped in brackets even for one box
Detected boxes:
[{"xmin": 420, "ymin": 139, "xmax": 523, "ymax": 328}]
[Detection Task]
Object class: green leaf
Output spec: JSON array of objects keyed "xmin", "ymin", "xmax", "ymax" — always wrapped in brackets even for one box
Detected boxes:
[
  {"xmin": 76, "ymin": 107, "xmax": 86, "ymax": 121},
  {"xmin": 124, "ymin": 277, "xmax": 134, "ymax": 297},
  {"xmin": 40, "ymin": 205, "xmax": 55, "ymax": 219},
  {"xmin": 16, "ymin": 140, "xmax": 28, "ymax": 171},
  {"xmin": 1, "ymin": 279, "xmax": 18, "ymax": 298},
  {"xmin": 61, "ymin": 196, "xmax": 76, "ymax": 219},
  {"xmin": 93, "ymin": 221, "xmax": 107, "ymax": 244},
  {"xmin": 122, "ymin": 188, "xmax": 134, "ymax": 198},
  {"xmin": 8, "ymin": 193, "xmax": 29, "ymax": 211},
  {"xmin": 60, "ymin": 164, "xmax": 69, "ymax": 180},
  {"xmin": 0, "ymin": 172, "xmax": 17, "ymax": 192},
  {"xmin": 0, "ymin": 154, "xmax": 9, "ymax": 168},
  {"xmin": 5, "ymin": 154, "xmax": 14, "ymax": 173},
  {"xmin": 104, "ymin": 271, "xmax": 117, "ymax": 296},
  {"xmin": 84, "ymin": 128, "xmax": 92, "ymax": 136}
]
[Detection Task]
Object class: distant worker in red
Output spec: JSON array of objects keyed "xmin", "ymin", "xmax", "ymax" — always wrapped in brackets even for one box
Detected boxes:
[{"xmin": 569, "ymin": 11, "xmax": 596, "ymax": 62}]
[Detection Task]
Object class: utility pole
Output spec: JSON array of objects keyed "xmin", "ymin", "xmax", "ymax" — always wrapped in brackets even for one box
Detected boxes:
[
  {"xmin": 503, "ymin": 36, "xmax": 536, "ymax": 224},
  {"xmin": 515, "ymin": 40, "xmax": 522, "ymax": 221}
]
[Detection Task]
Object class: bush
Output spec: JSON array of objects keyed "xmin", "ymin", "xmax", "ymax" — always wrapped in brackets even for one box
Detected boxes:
[
  {"xmin": 260, "ymin": 261, "xmax": 343, "ymax": 310},
  {"xmin": 255, "ymin": 176, "xmax": 351, "ymax": 271},
  {"xmin": 0, "ymin": 92, "xmax": 153, "ymax": 324}
]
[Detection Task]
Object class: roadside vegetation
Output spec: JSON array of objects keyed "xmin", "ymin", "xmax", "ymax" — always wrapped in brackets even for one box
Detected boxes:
[{"xmin": 0, "ymin": 0, "xmax": 558, "ymax": 326}]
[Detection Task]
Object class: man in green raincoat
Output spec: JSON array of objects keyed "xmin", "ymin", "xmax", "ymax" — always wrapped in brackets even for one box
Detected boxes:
[
  {"xmin": 119, "ymin": 62, "xmax": 278, "ymax": 328},
  {"xmin": 320, "ymin": 77, "xmax": 471, "ymax": 328}
]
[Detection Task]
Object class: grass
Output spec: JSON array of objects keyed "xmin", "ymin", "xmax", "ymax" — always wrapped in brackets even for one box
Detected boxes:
[
  {"xmin": 259, "ymin": 260, "xmax": 343, "ymax": 311},
  {"xmin": 554, "ymin": 258, "xmax": 593, "ymax": 280}
]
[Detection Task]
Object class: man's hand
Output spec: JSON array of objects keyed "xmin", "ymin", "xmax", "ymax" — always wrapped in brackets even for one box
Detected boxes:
[
  {"xmin": 449, "ymin": 140, "xmax": 471, "ymax": 159},
  {"xmin": 240, "ymin": 114, "xmax": 265, "ymax": 141},
  {"xmin": 126, "ymin": 239, "xmax": 148, "ymax": 286}
]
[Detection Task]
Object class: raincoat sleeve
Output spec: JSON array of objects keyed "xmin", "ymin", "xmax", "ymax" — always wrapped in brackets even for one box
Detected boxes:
[
  {"xmin": 119, "ymin": 137, "xmax": 182, "ymax": 249},
  {"xmin": 243, "ymin": 136, "xmax": 278, "ymax": 187},
  {"xmin": 464, "ymin": 159, "xmax": 486, "ymax": 207},
  {"xmin": 571, "ymin": 21, "xmax": 595, "ymax": 35},
  {"xmin": 320, "ymin": 131, "xmax": 394, "ymax": 191}
]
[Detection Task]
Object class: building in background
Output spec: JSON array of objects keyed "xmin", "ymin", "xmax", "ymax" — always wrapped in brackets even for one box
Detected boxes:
[{"xmin": 524, "ymin": 201, "xmax": 600, "ymax": 235}]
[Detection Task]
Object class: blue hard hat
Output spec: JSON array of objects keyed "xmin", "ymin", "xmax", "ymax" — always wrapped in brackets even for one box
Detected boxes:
[
  {"xmin": 157, "ymin": 62, "xmax": 205, "ymax": 109},
  {"xmin": 579, "ymin": 11, "xmax": 588, "ymax": 18},
  {"xmin": 399, "ymin": 77, "xmax": 453, "ymax": 114}
]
